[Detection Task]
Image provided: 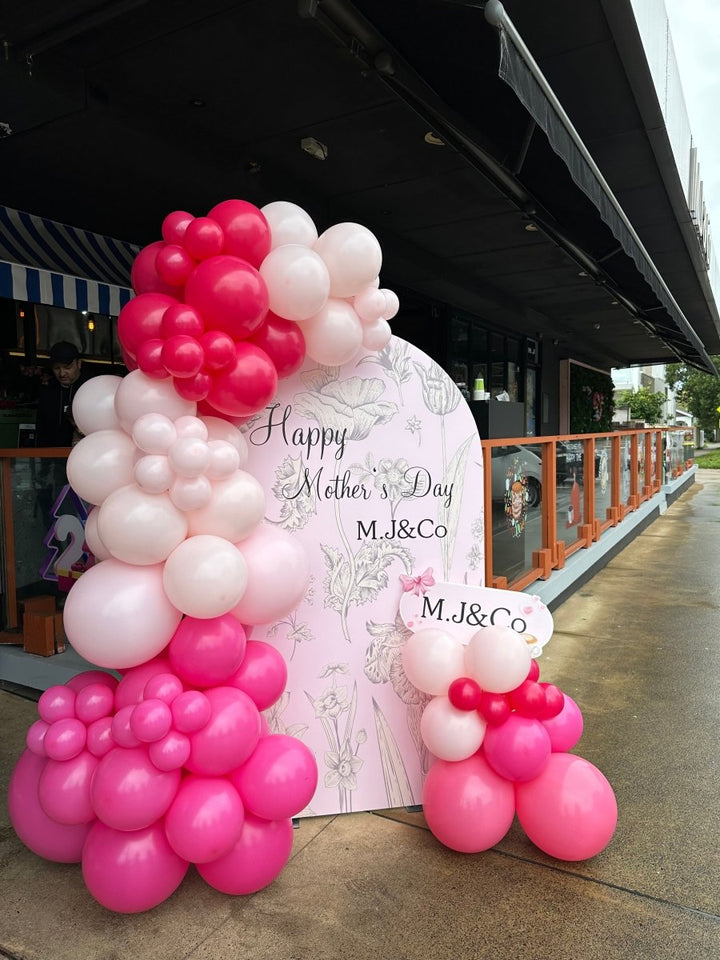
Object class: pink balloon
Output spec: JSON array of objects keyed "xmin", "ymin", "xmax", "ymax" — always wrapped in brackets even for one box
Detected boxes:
[
  {"xmin": 207, "ymin": 199, "xmax": 271, "ymax": 268},
  {"xmin": 169, "ymin": 475, "xmax": 213, "ymax": 511},
  {"xmin": 227, "ymin": 640, "xmax": 288, "ymax": 710},
  {"xmin": 143, "ymin": 672, "xmax": 184, "ymax": 704},
  {"xmin": 198, "ymin": 812, "xmax": 293, "ymax": 895},
  {"xmin": 186, "ymin": 687, "xmax": 261, "ymax": 775},
  {"xmin": 200, "ymin": 415, "xmax": 249, "ymax": 461},
  {"xmin": 421, "ymin": 753, "xmax": 515, "ymax": 853},
  {"xmin": 206, "ymin": 440, "xmax": 241, "ymax": 479},
  {"xmin": 66, "ymin": 670, "xmax": 119, "ymax": 694},
  {"xmin": 38, "ymin": 685, "xmax": 76, "ymax": 723},
  {"xmin": 148, "ymin": 730, "xmax": 191, "ymax": 771},
  {"xmin": 26, "ymin": 719, "xmax": 50, "ymax": 756},
  {"xmin": 86, "ymin": 716, "xmax": 115, "ymax": 758},
  {"xmin": 165, "ymin": 775, "xmax": 245, "ymax": 863},
  {"xmin": 168, "ymin": 436, "xmax": 211, "ymax": 477},
  {"xmin": 130, "ymin": 698, "xmax": 173, "ymax": 743},
  {"xmin": 43, "ymin": 717, "xmax": 87, "ymax": 761},
  {"xmin": 230, "ymin": 734, "xmax": 318, "ymax": 819},
  {"xmin": 361, "ymin": 317, "xmax": 392, "ymax": 352},
  {"xmin": 380, "ymin": 288, "xmax": 400, "ymax": 319},
  {"xmin": 482, "ymin": 714, "xmax": 551, "ymax": 782},
  {"xmin": 115, "ymin": 658, "xmax": 173, "ymax": 709},
  {"xmin": 169, "ymin": 614, "xmax": 247, "ymax": 687},
  {"xmin": 186, "ymin": 470, "xmax": 265, "ymax": 542},
  {"xmin": 91, "ymin": 746, "xmax": 181, "ymax": 830},
  {"xmin": 298, "ymin": 298, "xmax": 363, "ymax": 366},
  {"xmin": 134, "ymin": 455, "xmax": 172, "ymax": 494},
  {"xmin": 170, "ymin": 690, "xmax": 212, "ymax": 733},
  {"xmin": 38, "ymin": 751, "xmax": 99, "ymax": 824},
  {"xmin": 75, "ymin": 683, "xmax": 115, "ymax": 724},
  {"xmin": 130, "ymin": 241, "xmax": 180, "ymax": 297},
  {"xmin": 162, "ymin": 210, "xmax": 194, "ymax": 245},
  {"xmin": 8, "ymin": 750, "xmax": 92, "ymax": 862},
  {"xmin": 111, "ymin": 705, "xmax": 141, "ymax": 749},
  {"xmin": 66, "ymin": 429, "xmax": 138, "ymax": 506},
  {"xmin": 163, "ymin": 535, "xmax": 248, "ymax": 619},
  {"xmin": 63, "ymin": 561, "xmax": 183, "ymax": 670},
  {"xmin": 113, "ymin": 369, "xmax": 196, "ymax": 433},
  {"xmin": 82, "ymin": 820, "xmax": 189, "ymax": 913},
  {"xmin": 97, "ymin": 485, "xmax": 188, "ymax": 565},
  {"xmin": 117, "ymin": 292, "xmax": 177, "ymax": 357},
  {"xmin": 515, "ymin": 753, "xmax": 618, "ymax": 861},
  {"xmin": 231, "ymin": 524, "xmax": 310, "ymax": 626},
  {"xmin": 542, "ymin": 693, "xmax": 584, "ymax": 752},
  {"xmin": 353, "ymin": 285, "xmax": 387, "ymax": 323}
]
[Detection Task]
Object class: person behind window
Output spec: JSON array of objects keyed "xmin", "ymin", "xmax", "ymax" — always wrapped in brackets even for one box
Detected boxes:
[{"xmin": 35, "ymin": 341, "xmax": 85, "ymax": 448}]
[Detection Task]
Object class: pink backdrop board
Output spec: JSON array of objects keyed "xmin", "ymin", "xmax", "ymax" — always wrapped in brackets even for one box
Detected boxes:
[{"xmin": 243, "ymin": 336, "xmax": 484, "ymax": 815}]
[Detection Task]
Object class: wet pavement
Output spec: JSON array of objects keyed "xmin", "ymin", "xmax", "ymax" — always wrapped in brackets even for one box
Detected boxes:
[{"xmin": 1, "ymin": 470, "xmax": 719, "ymax": 960}]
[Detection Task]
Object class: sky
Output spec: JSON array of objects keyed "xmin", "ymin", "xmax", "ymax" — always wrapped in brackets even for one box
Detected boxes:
[{"xmin": 664, "ymin": 0, "xmax": 720, "ymax": 224}]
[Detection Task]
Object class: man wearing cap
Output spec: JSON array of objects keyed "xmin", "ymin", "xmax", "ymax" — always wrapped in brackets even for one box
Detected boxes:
[{"xmin": 36, "ymin": 341, "xmax": 85, "ymax": 448}]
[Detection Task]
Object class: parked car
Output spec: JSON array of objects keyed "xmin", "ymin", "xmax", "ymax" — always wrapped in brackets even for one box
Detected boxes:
[
  {"xmin": 489, "ymin": 444, "xmax": 542, "ymax": 507},
  {"xmin": 527, "ymin": 440, "xmax": 600, "ymax": 485}
]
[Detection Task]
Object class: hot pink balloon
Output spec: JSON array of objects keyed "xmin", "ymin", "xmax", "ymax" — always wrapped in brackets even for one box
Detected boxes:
[
  {"xmin": 230, "ymin": 734, "xmax": 318, "ymax": 820},
  {"xmin": 207, "ymin": 198, "xmax": 271, "ymax": 267},
  {"xmin": 130, "ymin": 698, "xmax": 173, "ymax": 743},
  {"xmin": 198, "ymin": 813, "xmax": 293, "ymax": 895},
  {"xmin": 117, "ymin": 292, "xmax": 177, "ymax": 357},
  {"xmin": 206, "ymin": 342, "xmax": 278, "ymax": 418},
  {"xmin": 232, "ymin": 524, "xmax": 310, "ymax": 626},
  {"xmin": 8, "ymin": 750, "xmax": 92, "ymax": 862},
  {"xmin": 482, "ymin": 714, "xmax": 551, "ymax": 782},
  {"xmin": 143, "ymin": 672, "xmax": 184, "ymax": 704},
  {"xmin": 165, "ymin": 775, "xmax": 245, "ymax": 863},
  {"xmin": 185, "ymin": 686, "xmax": 261, "ymax": 776},
  {"xmin": 185, "ymin": 254, "xmax": 268, "ymax": 339},
  {"xmin": 183, "ymin": 216, "xmax": 225, "ymax": 260},
  {"xmin": 86, "ymin": 716, "xmax": 115, "ymax": 758},
  {"xmin": 111, "ymin": 705, "xmax": 141, "ymax": 749},
  {"xmin": 515, "ymin": 753, "xmax": 618, "ymax": 861},
  {"xmin": 136, "ymin": 338, "xmax": 167, "ymax": 380},
  {"xmin": 26, "ymin": 719, "xmax": 50, "ymax": 756},
  {"xmin": 91, "ymin": 746, "xmax": 181, "ymax": 831},
  {"xmin": 38, "ymin": 750, "xmax": 99, "ymax": 824},
  {"xmin": 131, "ymin": 241, "xmax": 180, "ymax": 297},
  {"xmin": 227, "ymin": 639, "xmax": 288, "ymax": 710},
  {"xmin": 43, "ymin": 717, "xmax": 87, "ymax": 762},
  {"xmin": 82, "ymin": 820, "xmax": 189, "ymax": 913},
  {"xmin": 161, "ymin": 334, "xmax": 204, "ymax": 378},
  {"xmin": 115, "ymin": 657, "xmax": 173, "ymax": 710},
  {"xmin": 248, "ymin": 311, "xmax": 306, "ymax": 379},
  {"xmin": 155, "ymin": 243, "xmax": 195, "ymax": 287},
  {"xmin": 66, "ymin": 670, "xmax": 119, "ymax": 694},
  {"xmin": 75, "ymin": 683, "xmax": 115, "ymax": 724},
  {"xmin": 148, "ymin": 730, "xmax": 191, "ymax": 771},
  {"xmin": 169, "ymin": 614, "xmax": 247, "ymax": 687},
  {"xmin": 542, "ymin": 693, "xmax": 584, "ymax": 752},
  {"xmin": 422, "ymin": 753, "xmax": 516, "ymax": 853},
  {"xmin": 171, "ymin": 690, "xmax": 212, "ymax": 733},
  {"xmin": 38, "ymin": 685, "xmax": 76, "ymax": 723},
  {"xmin": 162, "ymin": 210, "xmax": 194, "ymax": 245}
]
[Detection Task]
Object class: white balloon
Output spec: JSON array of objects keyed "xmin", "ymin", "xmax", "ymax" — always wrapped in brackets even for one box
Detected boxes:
[
  {"xmin": 381, "ymin": 288, "xmax": 400, "ymax": 320},
  {"xmin": 114, "ymin": 370, "xmax": 195, "ymax": 433},
  {"xmin": 66, "ymin": 429, "xmax": 137, "ymax": 506},
  {"xmin": 401, "ymin": 627, "xmax": 467, "ymax": 696},
  {"xmin": 97, "ymin": 485, "xmax": 188, "ymax": 565},
  {"xmin": 298, "ymin": 298, "xmax": 363, "ymax": 366},
  {"xmin": 132, "ymin": 413, "xmax": 177, "ymax": 454},
  {"xmin": 163, "ymin": 535, "xmax": 248, "ymax": 618},
  {"xmin": 206, "ymin": 440, "xmax": 241, "ymax": 478},
  {"xmin": 187, "ymin": 471, "xmax": 265, "ymax": 542},
  {"xmin": 134, "ymin": 454, "xmax": 173, "ymax": 493},
  {"xmin": 465, "ymin": 626, "xmax": 532, "ymax": 694},
  {"xmin": 261, "ymin": 200, "xmax": 318, "ymax": 248},
  {"xmin": 169, "ymin": 475, "xmax": 213, "ymax": 511},
  {"xmin": 84, "ymin": 506, "xmax": 112, "ymax": 561},
  {"xmin": 361, "ymin": 317, "xmax": 392, "ymax": 352},
  {"xmin": 313, "ymin": 222, "xmax": 383, "ymax": 298},
  {"xmin": 200, "ymin": 416, "xmax": 249, "ymax": 464},
  {"xmin": 174, "ymin": 415, "xmax": 208, "ymax": 440},
  {"xmin": 168, "ymin": 437, "xmax": 211, "ymax": 478},
  {"xmin": 420, "ymin": 696, "xmax": 487, "ymax": 761},
  {"xmin": 72, "ymin": 376, "xmax": 123, "ymax": 435},
  {"xmin": 259, "ymin": 244, "xmax": 330, "ymax": 322},
  {"xmin": 353, "ymin": 286, "xmax": 387, "ymax": 323}
]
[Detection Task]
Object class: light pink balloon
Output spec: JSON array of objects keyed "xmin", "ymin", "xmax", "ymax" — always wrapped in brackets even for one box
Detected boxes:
[
  {"xmin": 231, "ymin": 524, "xmax": 310, "ymax": 625},
  {"xmin": 66, "ymin": 429, "xmax": 137, "ymax": 506},
  {"xmin": 361, "ymin": 317, "xmax": 392, "ymax": 352},
  {"xmin": 380, "ymin": 288, "xmax": 400, "ymax": 319},
  {"xmin": 199, "ymin": 416, "xmax": 249, "ymax": 463},
  {"xmin": 168, "ymin": 436, "xmax": 211, "ymax": 477},
  {"xmin": 163, "ymin": 535, "xmax": 248, "ymax": 618},
  {"xmin": 314, "ymin": 222, "xmax": 383, "ymax": 298},
  {"xmin": 206, "ymin": 440, "xmax": 241, "ymax": 478},
  {"xmin": 186, "ymin": 471, "xmax": 265, "ymax": 542},
  {"xmin": 185, "ymin": 686, "xmax": 261, "ymax": 776},
  {"xmin": 90, "ymin": 746, "xmax": 181, "ymax": 831},
  {"xmin": 259, "ymin": 244, "xmax": 330, "ymax": 322},
  {"xmin": 174, "ymin": 415, "xmax": 208, "ymax": 440},
  {"xmin": 169, "ymin": 475, "xmax": 213, "ymax": 511},
  {"xmin": 97, "ymin": 485, "xmax": 188, "ymax": 565},
  {"xmin": 114, "ymin": 369, "xmax": 196, "ymax": 433},
  {"xmin": 353, "ymin": 286, "xmax": 387, "ymax": 323},
  {"xmin": 464, "ymin": 625, "xmax": 532, "ymax": 694},
  {"xmin": 401, "ymin": 627, "xmax": 466, "ymax": 696},
  {"xmin": 63, "ymin": 560, "xmax": 182, "ymax": 669},
  {"xmin": 131, "ymin": 412, "xmax": 177, "ymax": 454},
  {"xmin": 261, "ymin": 200, "xmax": 318, "ymax": 248},
  {"xmin": 134, "ymin": 454, "xmax": 173, "ymax": 493},
  {"xmin": 84, "ymin": 507, "xmax": 112, "ymax": 560},
  {"xmin": 38, "ymin": 751, "xmax": 99, "ymax": 824},
  {"xmin": 298, "ymin": 298, "xmax": 363, "ymax": 366},
  {"xmin": 82, "ymin": 820, "xmax": 189, "ymax": 913},
  {"xmin": 72, "ymin": 375, "xmax": 123, "ymax": 435},
  {"xmin": 165, "ymin": 775, "xmax": 245, "ymax": 863},
  {"xmin": 420, "ymin": 695, "xmax": 487, "ymax": 762},
  {"xmin": 231, "ymin": 734, "xmax": 318, "ymax": 820}
]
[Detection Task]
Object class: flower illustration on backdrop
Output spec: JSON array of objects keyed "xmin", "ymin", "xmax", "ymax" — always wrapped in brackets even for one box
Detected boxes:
[
  {"xmin": 294, "ymin": 374, "xmax": 397, "ymax": 442},
  {"xmin": 414, "ymin": 360, "xmax": 461, "ymax": 417},
  {"xmin": 306, "ymin": 670, "xmax": 364, "ymax": 813},
  {"xmin": 357, "ymin": 339, "xmax": 413, "ymax": 403}
]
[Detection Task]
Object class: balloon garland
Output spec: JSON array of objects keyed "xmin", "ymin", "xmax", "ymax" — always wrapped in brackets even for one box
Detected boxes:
[{"xmin": 7, "ymin": 199, "xmax": 399, "ymax": 912}]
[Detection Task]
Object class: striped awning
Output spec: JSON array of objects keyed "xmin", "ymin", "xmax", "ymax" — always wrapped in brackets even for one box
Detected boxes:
[{"xmin": 0, "ymin": 205, "xmax": 138, "ymax": 315}]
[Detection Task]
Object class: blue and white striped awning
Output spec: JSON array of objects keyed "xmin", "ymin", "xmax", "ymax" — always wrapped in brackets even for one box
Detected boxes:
[{"xmin": 0, "ymin": 205, "xmax": 138, "ymax": 315}]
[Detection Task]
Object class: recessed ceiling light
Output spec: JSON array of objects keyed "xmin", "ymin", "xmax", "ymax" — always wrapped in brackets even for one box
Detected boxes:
[
  {"xmin": 424, "ymin": 131, "xmax": 445, "ymax": 146},
  {"xmin": 524, "ymin": 222, "xmax": 538, "ymax": 232},
  {"xmin": 578, "ymin": 270, "xmax": 588, "ymax": 277},
  {"xmin": 300, "ymin": 137, "xmax": 328, "ymax": 160}
]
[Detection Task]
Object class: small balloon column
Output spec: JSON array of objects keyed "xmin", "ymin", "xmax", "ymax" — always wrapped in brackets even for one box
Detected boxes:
[
  {"xmin": 7, "ymin": 199, "xmax": 399, "ymax": 912},
  {"xmin": 403, "ymin": 625, "xmax": 618, "ymax": 861}
]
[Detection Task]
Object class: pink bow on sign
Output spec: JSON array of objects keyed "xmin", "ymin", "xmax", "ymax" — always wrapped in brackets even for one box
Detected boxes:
[{"xmin": 399, "ymin": 568, "xmax": 435, "ymax": 596}]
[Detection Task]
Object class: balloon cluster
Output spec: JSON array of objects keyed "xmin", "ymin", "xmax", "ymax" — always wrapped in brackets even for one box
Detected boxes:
[
  {"xmin": 10, "ymin": 626, "xmax": 317, "ymax": 913},
  {"xmin": 122, "ymin": 199, "xmax": 398, "ymax": 419},
  {"xmin": 403, "ymin": 625, "xmax": 618, "ymax": 861}
]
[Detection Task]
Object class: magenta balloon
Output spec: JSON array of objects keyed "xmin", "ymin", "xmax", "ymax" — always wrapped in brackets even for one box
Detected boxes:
[
  {"xmin": 148, "ymin": 730, "xmax": 191, "ymax": 771},
  {"xmin": 82, "ymin": 820, "xmax": 189, "ymax": 913},
  {"xmin": 206, "ymin": 342, "xmax": 278, "ymax": 418},
  {"xmin": 515, "ymin": 753, "xmax": 618, "ymax": 861},
  {"xmin": 171, "ymin": 690, "xmax": 212, "ymax": 733},
  {"xmin": 43, "ymin": 718, "xmax": 87, "ymax": 762},
  {"xmin": 197, "ymin": 813, "xmax": 293, "ymax": 895},
  {"xmin": 26, "ymin": 719, "xmax": 50, "ymax": 756},
  {"xmin": 130, "ymin": 241, "xmax": 180, "ymax": 297},
  {"xmin": 232, "ymin": 524, "xmax": 310, "ymax": 625},
  {"xmin": 75, "ymin": 683, "xmax": 115, "ymax": 724},
  {"xmin": 186, "ymin": 687, "xmax": 261, "ymax": 776},
  {"xmin": 168, "ymin": 614, "xmax": 247, "ymax": 687},
  {"xmin": 207, "ymin": 199, "xmax": 271, "ymax": 268},
  {"xmin": 130, "ymin": 698, "xmax": 173, "ymax": 743},
  {"xmin": 230, "ymin": 734, "xmax": 318, "ymax": 820},
  {"xmin": 8, "ymin": 750, "xmax": 92, "ymax": 862},
  {"xmin": 165, "ymin": 775, "xmax": 245, "ymax": 863},
  {"xmin": 542, "ymin": 693, "xmax": 584, "ymax": 752},
  {"xmin": 38, "ymin": 685, "xmax": 76, "ymax": 723},
  {"xmin": 483, "ymin": 714, "xmax": 551, "ymax": 782},
  {"xmin": 115, "ymin": 658, "xmax": 173, "ymax": 710},
  {"xmin": 227, "ymin": 640, "xmax": 288, "ymax": 710},
  {"xmin": 91, "ymin": 746, "xmax": 181, "ymax": 831},
  {"xmin": 155, "ymin": 243, "xmax": 195, "ymax": 287},
  {"xmin": 183, "ymin": 216, "xmax": 225, "ymax": 260},
  {"xmin": 143, "ymin": 672, "xmax": 184, "ymax": 704},
  {"xmin": 66, "ymin": 671, "xmax": 119, "ymax": 694},
  {"xmin": 421, "ymin": 753, "xmax": 516, "ymax": 853},
  {"xmin": 117, "ymin": 292, "xmax": 177, "ymax": 357},
  {"xmin": 111, "ymin": 705, "xmax": 142, "ymax": 749},
  {"xmin": 86, "ymin": 716, "xmax": 115, "ymax": 758},
  {"xmin": 185, "ymin": 254, "xmax": 269, "ymax": 339},
  {"xmin": 162, "ymin": 210, "xmax": 194, "ymax": 245},
  {"xmin": 38, "ymin": 751, "xmax": 99, "ymax": 824}
]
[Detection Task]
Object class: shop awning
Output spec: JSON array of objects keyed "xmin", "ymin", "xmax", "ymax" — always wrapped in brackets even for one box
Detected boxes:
[{"xmin": 0, "ymin": 205, "xmax": 137, "ymax": 315}]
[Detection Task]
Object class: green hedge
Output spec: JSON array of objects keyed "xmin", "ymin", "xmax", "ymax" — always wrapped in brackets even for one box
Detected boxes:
[{"xmin": 570, "ymin": 366, "xmax": 615, "ymax": 433}]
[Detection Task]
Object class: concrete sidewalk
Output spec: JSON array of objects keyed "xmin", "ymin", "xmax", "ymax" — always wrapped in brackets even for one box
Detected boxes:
[{"xmin": 1, "ymin": 472, "xmax": 720, "ymax": 960}]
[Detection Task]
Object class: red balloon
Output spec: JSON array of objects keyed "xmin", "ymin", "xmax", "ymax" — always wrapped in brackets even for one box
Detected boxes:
[
  {"xmin": 122, "ymin": 348, "xmax": 138, "ymax": 371},
  {"xmin": 509, "ymin": 679, "xmax": 547, "ymax": 719},
  {"xmin": 161, "ymin": 303, "xmax": 205, "ymax": 339},
  {"xmin": 185, "ymin": 255, "xmax": 269, "ymax": 340},
  {"xmin": 162, "ymin": 210, "xmax": 194, "ymax": 245},
  {"xmin": 448, "ymin": 677, "xmax": 483, "ymax": 711},
  {"xmin": 155, "ymin": 243, "xmax": 196, "ymax": 287},
  {"xmin": 117, "ymin": 292, "xmax": 177, "ymax": 357},
  {"xmin": 184, "ymin": 216, "xmax": 225, "ymax": 260},
  {"xmin": 161, "ymin": 335, "xmax": 204, "ymax": 378},
  {"xmin": 249, "ymin": 311, "xmax": 306, "ymax": 379},
  {"xmin": 527, "ymin": 658, "xmax": 540, "ymax": 682},
  {"xmin": 196, "ymin": 397, "xmax": 248, "ymax": 425},
  {"xmin": 478, "ymin": 691, "xmax": 511, "ymax": 726},
  {"xmin": 173, "ymin": 370, "xmax": 211, "ymax": 402},
  {"xmin": 207, "ymin": 199, "xmax": 271, "ymax": 268},
  {"xmin": 200, "ymin": 330, "xmax": 236, "ymax": 371},
  {"xmin": 130, "ymin": 241, "xmax": 180, "ymax": 297},
  {"xmin": 136, "ymin": 338, "xmax": 168, "ymax": 380},
  {"xmin": 206, "ymin": 342, "xmax": 278, "ymax": 416},
  {"xmin": 538, "ymin": 683, "xmax": 565, "ymax": 720}
]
